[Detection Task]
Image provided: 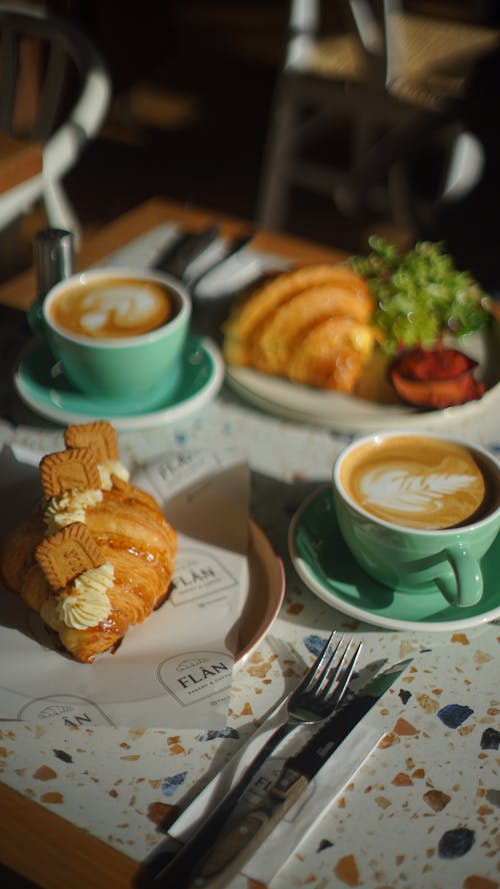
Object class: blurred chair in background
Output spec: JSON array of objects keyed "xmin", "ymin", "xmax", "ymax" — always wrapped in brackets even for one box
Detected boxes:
[
  {"xmin": 0, "ymin": 2, "xmax": 111, "ymax": 261},
  {"xmin": 256, "ymin": 0, "xmax": 499, "ymax": 256}
]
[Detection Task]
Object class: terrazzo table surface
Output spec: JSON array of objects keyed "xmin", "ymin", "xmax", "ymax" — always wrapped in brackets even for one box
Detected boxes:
[{"xmin": 0, "ymin": 200, "xmax": 498, "ymax": 889}]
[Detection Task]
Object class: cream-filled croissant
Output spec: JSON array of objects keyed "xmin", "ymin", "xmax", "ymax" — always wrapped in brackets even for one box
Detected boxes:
[{"xmin": 0, "ymin": 421, "xmax": 177, "ymax": 663}]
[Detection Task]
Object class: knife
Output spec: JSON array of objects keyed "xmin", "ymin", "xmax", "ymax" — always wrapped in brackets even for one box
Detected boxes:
[
  {"xmin": 152, "ymin": 659, "xmax": 412, "ymax": 888},
  {"xmin": 154, "ymin": 224, "xmax": 220, "ymax": 280},
  {"xmin": 187, "ymin": 232, "xmax": 255, "ymax": 292}
]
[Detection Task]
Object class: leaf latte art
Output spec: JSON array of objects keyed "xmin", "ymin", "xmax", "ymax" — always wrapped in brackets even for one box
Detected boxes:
[
  {"xmin": 358, "ymin": 463, "xmax": 485, "ymax": 528},
  {"xmin": 340, "ymin": 436, "xmax": 489, "ymax": 529}
]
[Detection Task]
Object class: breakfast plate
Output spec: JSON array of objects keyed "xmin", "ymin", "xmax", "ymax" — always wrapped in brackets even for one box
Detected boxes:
[
  {"xmin": 225, "ymin": 319, "xmax": 500, "ymax": 435},
  {"xmin": 13, "ymin": 334, "xmax": 224, "ymax": 430},
  {"xmin": 226, "ymin": 356, "xmax": 500, "ymax": 435},
  {"xmin": 288, "ymin": 485, "xmax": 500, "ymax": 632}
]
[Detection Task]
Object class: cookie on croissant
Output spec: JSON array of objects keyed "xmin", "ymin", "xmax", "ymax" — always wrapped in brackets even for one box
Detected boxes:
[{"xmin": 0, "ymin": 422, "xmax": 177, "ymax": 663}]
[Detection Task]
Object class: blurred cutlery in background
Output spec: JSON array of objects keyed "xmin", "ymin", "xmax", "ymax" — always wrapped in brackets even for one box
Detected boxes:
[{"xmin": 154, "ymin": 223, "xmax": 221, "ymax": 280}]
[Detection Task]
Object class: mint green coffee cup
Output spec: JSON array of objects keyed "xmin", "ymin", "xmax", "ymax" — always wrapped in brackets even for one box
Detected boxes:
[
  {"xmin": 29, "ymin": 267, "xmax": 191, "ymax": 409},
  {"xmin": 332, "ymin": 430, "xmax": 500, "ymax": 608}
]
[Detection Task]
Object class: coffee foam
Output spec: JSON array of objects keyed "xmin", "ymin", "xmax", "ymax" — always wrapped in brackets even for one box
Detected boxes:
[
  {"xmin": 49, "ymin": 277, "xmax": 173, "ymax": 339},
  {"xmin": 340, "ymin": 436, "xmax": 493, "ymax": 530}
]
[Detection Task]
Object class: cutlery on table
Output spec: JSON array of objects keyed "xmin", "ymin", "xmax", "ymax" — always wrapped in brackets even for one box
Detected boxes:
[
  {"xmin": 154, "ymin": 225, "xmax": 255, "ymax": 290},
  {"xmin": 152, "ymin": 631, "xmax": 362, "ymax": 886},
  {"xmin": 154, "ymin": 224, "xmax": 221, "ymax": 280},
  {"xmin": 188, "ymin": 658, "xmax": 412, "ymax": 889},
  {"xmin": 186, "ymin": 232, "xmax": 255, "ymax": 291},
  {"xmin": 153, "ymin": 225, "xmax": 257, "ymax": 339}
]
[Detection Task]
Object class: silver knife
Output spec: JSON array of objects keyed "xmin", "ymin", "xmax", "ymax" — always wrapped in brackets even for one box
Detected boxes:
[{"xmin": 151, "ymin": 659, "xmax": 412, "ymax": 888}]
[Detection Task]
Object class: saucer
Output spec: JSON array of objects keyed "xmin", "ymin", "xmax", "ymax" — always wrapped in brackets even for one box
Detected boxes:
[
  {"xmin": 288, "ymin": 485, "xmax": 500, "ymax": 632},
  {"xmin": 13, "ymin": 334, "xmax": 224, "ymax": 430}
]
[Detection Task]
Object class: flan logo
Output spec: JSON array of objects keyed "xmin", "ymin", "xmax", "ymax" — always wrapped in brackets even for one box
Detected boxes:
[
  {"xmin": 155, "ymin": 451, "xmax": 220, "ymax": 490},
  {"xmin": 171, "ymin": 549, "xmax": 237, "ymax": 606},
  {"xmin": 17, "ymin": 694, "xmax": 115, "ymax": 727},
  {"xmin": 157, "ymin": 650, "xmax": 233, "ymax": 708}
]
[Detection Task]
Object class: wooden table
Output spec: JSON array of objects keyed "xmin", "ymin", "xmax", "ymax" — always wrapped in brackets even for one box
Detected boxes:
[
  {"xmin": 0, "ymin": 199, "xmax": 498, "ymax": 889},
  {"xmin": 0, "ymin": 135, "xmax": 42, "ymax": 197}
]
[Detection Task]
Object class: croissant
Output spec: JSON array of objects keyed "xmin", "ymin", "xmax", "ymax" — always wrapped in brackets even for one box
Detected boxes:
[
  {"xmin": 0, "ymin": 422, "xmax": 177, "ymax": 663},
  {"xmin": 223, "ymin": 263, "xmax": 377, "ymax": 392}
]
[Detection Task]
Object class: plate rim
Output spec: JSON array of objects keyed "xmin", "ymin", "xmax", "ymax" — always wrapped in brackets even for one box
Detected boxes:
[
  {"xmin": 13, "ymin": 335, "xmax": 224, "ymax": 430},
  {"xmin": 236, "ymin": 519, "xmax": 285, "ymax": 662},
  {"xmin": 288, "ymin": 484, "xmax": 500, "ymax": 632},
  {"xmin": 226, "ymin": 356, "xmax": 500, "ymax": 434}
]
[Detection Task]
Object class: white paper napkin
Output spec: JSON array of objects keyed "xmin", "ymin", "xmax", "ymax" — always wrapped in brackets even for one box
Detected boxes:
[
  {"xmin": 0, "ymin": 443, "xmax": 250, "ymax": 729},
  {"xmin": 145, "ymin": 699, "xmax": 382, "ymax": 884}
]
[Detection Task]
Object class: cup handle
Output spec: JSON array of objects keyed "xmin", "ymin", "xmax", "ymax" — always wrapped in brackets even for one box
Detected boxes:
[{"xmin": 437, "ymin": 543, "xmax": 483, "ymax": 607}]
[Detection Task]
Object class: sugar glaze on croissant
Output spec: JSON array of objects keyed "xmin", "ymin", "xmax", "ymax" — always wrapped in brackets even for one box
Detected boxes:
[{"xmin": 0, "ymin": 422, "xmax": 177, "ymax": 663}]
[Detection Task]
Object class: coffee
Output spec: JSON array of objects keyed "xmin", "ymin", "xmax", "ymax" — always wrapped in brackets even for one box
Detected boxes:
[
  {"xmin": 339, "ymin": 434, "xmax": 498, "ymax": 530},
  {"xmin": 48, "ymin": 276, "xmax": 175, "ymax": 339}
]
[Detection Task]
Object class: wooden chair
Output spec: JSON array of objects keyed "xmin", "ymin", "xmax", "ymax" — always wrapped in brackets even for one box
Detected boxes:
[
  {"xmin": 256, "ymin": 0, "xmax": 499, "ymax": 234},
  {"xmin": 0, "ymin": 2, "xmax": 111, "ymax": 246}
]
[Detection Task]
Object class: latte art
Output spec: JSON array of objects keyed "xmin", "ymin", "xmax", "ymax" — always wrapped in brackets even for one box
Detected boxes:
[
  {"xmin": 78, "ymin": 285, "xmax": 165, "ymax": 334},
  {"xmin": 358, "ymin": 460, "xmax": 485, "ymax": 529},
  {"xmin": 49, "ymin": 277, "xmax": 174, "ymax": 339},
  {"xmin": 340, "ymin": 435, "xmax": 492, "ymax": 529}
]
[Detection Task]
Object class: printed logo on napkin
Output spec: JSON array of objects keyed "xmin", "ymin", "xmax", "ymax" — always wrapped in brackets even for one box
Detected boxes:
[
  {"xmin": 158, "ymin": 649, "xmax": 233, "ymax": 709},
  {"xmin": 140, "ymin": 450, "xmax": 229, "ymax": 500},
  {"xmin": 171, "ymin": 546, "xmax": 239, "ymax": 607},
  {"xmin": 18, "ymin": 694, "xmax": 115, "ymax": 727}
]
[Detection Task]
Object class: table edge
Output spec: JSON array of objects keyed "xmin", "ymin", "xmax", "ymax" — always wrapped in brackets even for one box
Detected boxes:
[
  {"xmin": 0, "ymin": 780, "xmax": 139, "ymax": 888},
  {"xmin": 0, "ymin": 197, "xmax": 347, "ymax": 310}
]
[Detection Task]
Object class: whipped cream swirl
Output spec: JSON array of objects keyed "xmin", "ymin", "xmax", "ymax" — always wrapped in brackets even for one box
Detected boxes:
[
  {"xmin": 58, "ymin": 563, "xmax": 114, "ymax": 629},
  {"xmin": 43, "ymin": 489, "xmax": 103, "ymax": 534}
]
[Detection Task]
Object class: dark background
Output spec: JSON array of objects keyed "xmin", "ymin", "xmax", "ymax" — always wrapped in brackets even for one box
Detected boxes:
[{"xmin": 10, "ymin": 0, "xmax": 500, "ymax": 287}]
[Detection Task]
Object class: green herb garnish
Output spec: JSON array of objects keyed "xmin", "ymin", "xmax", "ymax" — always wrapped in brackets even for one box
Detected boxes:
[{"xmin": 349, "ymin": 236, "xmax": 492, "ymax": 355}]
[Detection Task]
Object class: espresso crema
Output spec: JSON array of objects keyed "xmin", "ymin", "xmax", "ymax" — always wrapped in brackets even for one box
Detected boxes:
[
  {"xmin": 49, "ymin": 277, "xmax": 174, "ymax": 339},
  {"xmin": 339, "ymin": 435, "xmax": 496, "ymax": 530}
]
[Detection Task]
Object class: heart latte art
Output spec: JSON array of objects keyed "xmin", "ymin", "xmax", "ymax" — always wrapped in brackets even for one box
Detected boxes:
[
  {"xmin": 340, "ymin": 436, "xmax": 491, "ymax": 529},
  {"xmin": 49, "ymin": 277, "xmax": 174, "ymax": 339}
]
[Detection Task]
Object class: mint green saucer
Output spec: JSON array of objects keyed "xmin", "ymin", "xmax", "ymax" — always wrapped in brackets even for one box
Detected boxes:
[
  {"xmin": 13, "ymin": 334, "xmax": 224, "ymax": 430},
  {"xmin": 289, "ymin": 485, "xmax": 500, "ymax": 631}
]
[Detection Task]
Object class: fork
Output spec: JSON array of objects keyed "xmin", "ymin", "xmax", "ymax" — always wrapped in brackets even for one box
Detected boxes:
[{"xmin": 153, "ymin": 631, "xmax": 362, "ymax": 886}]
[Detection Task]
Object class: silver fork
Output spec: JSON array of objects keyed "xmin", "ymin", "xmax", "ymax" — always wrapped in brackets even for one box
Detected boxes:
[{"xmin": 153, "ymin": 631, "xmax": 362, "ymax": 886}]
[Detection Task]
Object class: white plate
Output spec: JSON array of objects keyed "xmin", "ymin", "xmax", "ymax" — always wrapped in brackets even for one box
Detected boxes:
[{"xmin": 226, "ymin": 328, "xmax": 500, "ymax": 435}]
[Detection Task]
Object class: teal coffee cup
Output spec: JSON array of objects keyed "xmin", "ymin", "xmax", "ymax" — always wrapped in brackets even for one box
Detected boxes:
[
  {"xmin": 29, "ymin": 267, "xmax": 191, "ymax": 409},
  {"xmin": 332, "ymin": 430, "xmax": 500, "ymax": 608}
]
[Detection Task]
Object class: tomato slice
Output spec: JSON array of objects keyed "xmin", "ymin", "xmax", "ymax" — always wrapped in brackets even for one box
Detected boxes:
[{"xmin": 390, "ymin": 347, "xmax": 485, "ymax": 408}]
